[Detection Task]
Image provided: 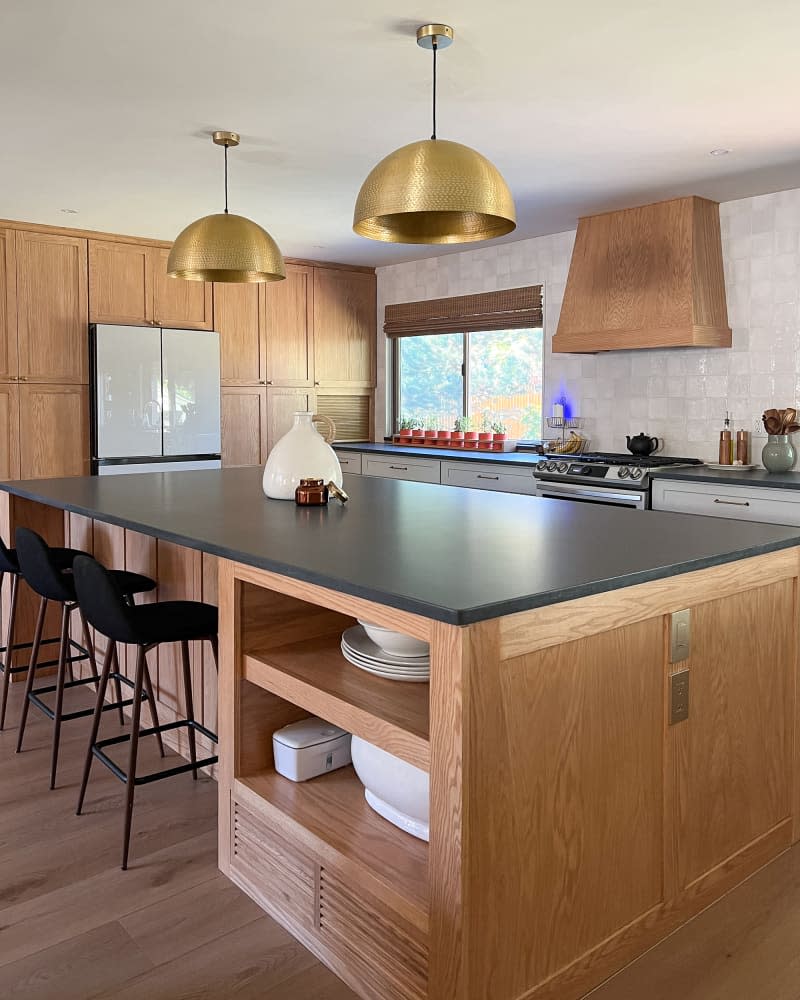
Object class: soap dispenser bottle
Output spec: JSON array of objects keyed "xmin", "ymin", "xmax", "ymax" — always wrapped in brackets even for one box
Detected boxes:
[{"xmin": 718, "ymin": 412, "xmax": 733, "ymax": 465}]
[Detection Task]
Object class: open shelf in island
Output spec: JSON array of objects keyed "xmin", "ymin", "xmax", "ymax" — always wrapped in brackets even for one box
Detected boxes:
[
  {"xmin": 235, "ymin": 767, "xmax": 429, "ymax": 924},
  {"xmin": 243, "ymin": 632, "xmax": 430, "ymax": 770}
]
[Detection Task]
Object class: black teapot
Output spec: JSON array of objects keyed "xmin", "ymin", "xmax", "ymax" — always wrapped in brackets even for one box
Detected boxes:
[{"xmin": 626, "ymin": 432, "xmax": 661, "ymax": 456}]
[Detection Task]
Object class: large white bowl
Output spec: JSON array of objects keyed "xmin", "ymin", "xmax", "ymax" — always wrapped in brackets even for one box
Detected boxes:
[
  {"xmin": 357, "ymin": 621, "xmax": 430, "ymax": 659},
  {"xmin": 350, "ymin": 735, "xmax": 429, "ymax": 842}
]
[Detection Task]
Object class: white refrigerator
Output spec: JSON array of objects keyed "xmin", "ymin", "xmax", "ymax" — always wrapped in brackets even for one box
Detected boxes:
[{"xmin": 91, "ymin": 324, "xmax": 221, "ymax": 475}]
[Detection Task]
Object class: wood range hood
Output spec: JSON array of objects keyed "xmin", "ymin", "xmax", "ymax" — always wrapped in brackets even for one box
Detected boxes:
[{"xmin": 553, "ymin": 195, "xmax": 732, "ymax": 353}]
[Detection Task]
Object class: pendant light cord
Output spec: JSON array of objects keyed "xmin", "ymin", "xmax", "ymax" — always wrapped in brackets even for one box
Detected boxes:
[
  {"xmin": 223, "ymin": 142, "xmax": 229, "ymax": 214},
  {"xmin": 431, "ymin": 37, "xmax": 438, "ymax": 140}
]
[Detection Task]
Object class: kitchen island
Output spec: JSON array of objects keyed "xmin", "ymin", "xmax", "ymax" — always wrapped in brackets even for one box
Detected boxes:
[{"xmin": 2, "ymin": 468, "xmax": 800, "ymax": 1000}]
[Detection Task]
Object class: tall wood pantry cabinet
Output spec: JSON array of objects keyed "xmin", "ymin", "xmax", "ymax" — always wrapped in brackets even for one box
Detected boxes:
[{"xmin": 0, "ymin": 227, "xmax": 90, "ymax": 478}]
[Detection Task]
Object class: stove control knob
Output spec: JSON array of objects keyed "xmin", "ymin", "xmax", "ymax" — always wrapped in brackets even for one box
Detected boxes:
[
  {"xmin": 629, "ymin": 467, "xmax": 644, "ymax": 481},
  {"xmin": 617, "ymin": 466, "xmax": 631, "ymax": 479},
  {"xmin": 557, "ymin": 462, "xmax": 568, "ymax": 473},
  {"xmin": 548, "ymin": 461, "xmax": 559, "ymax": 472}
]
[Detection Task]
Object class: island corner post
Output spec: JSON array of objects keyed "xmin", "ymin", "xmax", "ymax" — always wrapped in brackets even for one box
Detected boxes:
[{"xmin": 1, "ymin": 472, "xmax": 800, "ymax": 999}]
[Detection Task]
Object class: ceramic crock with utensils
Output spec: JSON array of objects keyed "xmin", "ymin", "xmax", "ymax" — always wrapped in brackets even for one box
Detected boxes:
[{"xmin": 761, "ymin": 408, "xmax": 800, "ymax": 473}]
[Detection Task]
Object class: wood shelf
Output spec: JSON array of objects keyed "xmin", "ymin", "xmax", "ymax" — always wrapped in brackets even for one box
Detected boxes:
[
  {"xmin": 236, "ymin": 767, "xmax": 429, "ymax": 920},
  {"xmin": 243, "ymin": 633, "xmax": 430, "ymax": 770}
]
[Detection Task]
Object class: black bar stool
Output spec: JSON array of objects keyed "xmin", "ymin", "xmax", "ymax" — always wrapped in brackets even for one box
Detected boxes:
[
  {"xmin": 14, "ymin": 528, "xmax": 158, "ymax": 790},
  {"xmin": 0, "ymin": 537, "xmax": 81, "ymax": 731},
  {"xmin": 72, "ymin": 553, "xmax": 219, "ymax": 870}
]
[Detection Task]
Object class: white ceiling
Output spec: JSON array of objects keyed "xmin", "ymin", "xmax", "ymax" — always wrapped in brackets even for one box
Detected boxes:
[{"xmin": 2, "ymin": 0, "xmax": 800, "ymax": 267}]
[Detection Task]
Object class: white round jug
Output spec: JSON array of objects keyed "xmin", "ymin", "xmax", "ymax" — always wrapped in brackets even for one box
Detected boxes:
[{"xmin": 262, "ymin": 411, "xmax": 343, "ymax": 500}]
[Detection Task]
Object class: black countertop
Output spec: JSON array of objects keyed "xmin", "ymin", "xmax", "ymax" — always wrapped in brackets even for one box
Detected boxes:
[
  {"xmin": 334, "ymin": 441, "xmax": 545, "ymax": 467},
  {"xmin": 2, "ymin": 469, "xmax": 799, "ymax": 625},
  {"xmin": 651, "ymin": 467, "xmax": 800, "ymax": 490}
]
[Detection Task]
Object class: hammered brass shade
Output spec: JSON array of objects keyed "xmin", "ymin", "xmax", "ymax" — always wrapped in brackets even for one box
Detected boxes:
[
  {"xmin": 353, "ymin": 139, "xmax": 516, "ymax": 244},
  {"xmin": 167, "ymin": 212, "xmax": 286, "ymax": 283}
]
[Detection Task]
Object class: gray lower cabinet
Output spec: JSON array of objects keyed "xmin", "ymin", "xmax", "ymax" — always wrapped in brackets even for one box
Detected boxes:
[
  {"xmin": 652, "ymin": 478, "xmax": 800, "ymax": 526},
  {"xmin": 336, "ymin": 451, "xmax": 362, "ymax": 475},
  {"xmin": 361, "ymin": 453, "xmax": 441, "ymax": 484},
  {"xmin": 440, "ymin": 460, "xmax": 537, "ymax": 495}
]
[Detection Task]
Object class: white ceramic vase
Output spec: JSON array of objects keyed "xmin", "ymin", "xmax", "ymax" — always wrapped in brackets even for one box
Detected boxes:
[{"xmin": 262, "ymin": 411, "xmax": 343, "ymax": 500}]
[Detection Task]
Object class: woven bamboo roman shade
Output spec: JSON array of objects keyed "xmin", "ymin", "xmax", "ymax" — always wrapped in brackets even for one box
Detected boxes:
[{"xmin": 384, "ymin": 286, "xmax": 542, "ymax": 338}]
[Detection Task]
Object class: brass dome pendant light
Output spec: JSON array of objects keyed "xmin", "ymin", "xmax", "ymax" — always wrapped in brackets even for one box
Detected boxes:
[
  {"xmin": 353, "ymin": 24, "xmax": 516, "ymax": 245},
  {"xmin": 168, "ymin": 131, "xmax": 285, "ymax": 283}
]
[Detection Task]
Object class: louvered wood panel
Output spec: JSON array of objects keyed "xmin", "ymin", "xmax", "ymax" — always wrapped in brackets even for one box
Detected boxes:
[
  {"xmin": 315, "ymin": 391, "xmax": 372, "ymax": 442},
  {"xmin": 318, "ymin": 867, "xmax": 428, "ymax": 1000},
  {"xmin": 231, "ymin": 799, "xmax": 317, "ymax": 931}
]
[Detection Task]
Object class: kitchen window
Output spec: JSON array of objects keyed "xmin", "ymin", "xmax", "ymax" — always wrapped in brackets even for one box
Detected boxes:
[{"xmin": 385, "ymin": 286, "xmax": 544, "ymax": 439}]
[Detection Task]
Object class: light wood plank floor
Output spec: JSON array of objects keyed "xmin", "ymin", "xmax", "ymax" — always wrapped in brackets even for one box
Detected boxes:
[{"xmin": 2, "ymin": 681, "xmax": 800, "ymax": 999}]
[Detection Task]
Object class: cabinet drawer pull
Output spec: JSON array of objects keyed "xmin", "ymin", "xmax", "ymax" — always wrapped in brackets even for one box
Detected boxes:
[
  {"xmin": 389, "ymin": 465, "xmax": 408, "ymax": 471},
  {"xmin": 477, "ymin": 474, "xmax": 500, "ymax": 481},
  {"xmin": 713, "ymin": 498, "xmax": 750, "ymax": 507}
]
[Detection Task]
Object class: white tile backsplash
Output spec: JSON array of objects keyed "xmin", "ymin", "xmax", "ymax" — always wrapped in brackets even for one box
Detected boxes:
[{"xmin": 376, "ymin": 188, "xmax": 800, "ymax": 464}]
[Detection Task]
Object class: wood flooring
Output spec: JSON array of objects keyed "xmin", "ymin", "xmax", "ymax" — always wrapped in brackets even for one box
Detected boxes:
[{"xmin": 2, "ymin": 680, "xmax": 800, "ymax": 999}]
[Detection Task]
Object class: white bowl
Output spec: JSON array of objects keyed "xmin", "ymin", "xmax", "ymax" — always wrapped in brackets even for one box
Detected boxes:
[
  {"xmin": 350, "ymin": 735, "xmax": 429, "ymax": 842},
  {"xmin": 357, "ymin": 621, "xmax": 430, "ymax": 659}
]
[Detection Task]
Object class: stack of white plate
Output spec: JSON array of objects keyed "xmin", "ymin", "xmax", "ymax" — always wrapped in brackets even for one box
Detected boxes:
[{"xmin": 341, "ymin": 624, "xmax": 430, "ymax": 683}]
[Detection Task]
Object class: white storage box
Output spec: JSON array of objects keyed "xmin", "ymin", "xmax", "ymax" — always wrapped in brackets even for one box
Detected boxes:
[{"xmin": 272, "ymin": 717, "xmax": 352, "ymax": 782}]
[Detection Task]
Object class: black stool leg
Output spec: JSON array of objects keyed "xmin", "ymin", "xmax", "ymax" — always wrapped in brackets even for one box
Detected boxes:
[
  {"xmin": 110, "ymin": 643, "xmax": 125, "ymax": 727},
  {"xmin": 122, "ymin": 645, "xmax": 146, "ymax": 870},
  {"xmin": 209, "ymin": 634, "xmax": 219, "ymax": 672},
  {"xmin": 16, "ymin": 596, "xmax": 47, "ymax": 753},
  {"xmin": 49, "ymin": 603, "xmax": 71, "ymax": 790},
  {"xmin": 141, "ymin": 657, "xmax": 165, "ymax": 758},
  {"xmin": 0, "ymin": 572, "xmax": 19, "ymax": 730},
  {"xmin": 180, "ymin": 640, "xmax": 198, "ymax": 780},
  {"xmin": 77, "ymin": 641, "xmax": 115, "ymax": 816}
]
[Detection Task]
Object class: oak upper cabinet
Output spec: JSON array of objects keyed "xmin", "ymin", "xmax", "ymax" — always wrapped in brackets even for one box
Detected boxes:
[
  {"xmin": 16, "ymin": 231, "xmax": 88, "ymax": 384},
  {"xmin": 215, "ymin": 282, "xmax": 263, "ymax": 385},
  {"xmin": 266, "ymin": 387, "xmax": 315, "ymax": 452},
  {"xmin": 221, "ymin": 386, "xmax": 267, "ymax": 466},
  {"xmin": 18, "ymin": 383, "xmax": 89, "ymax": 478},
  {"xmin": 152, "ymin": 248, "xmax": 213, "ymax": 330},
  {"xmin": 0, "ymin": 383, "xmax": 20, "ymax": 479},
  {"xmin": 0, "ymin": 228, "xmax": 18, "ymax": 382},
  {"xmin": 263, "ymin": 263, "xmax": 314, "ymax": 386},
  {"xmin": 312, "ymin": 267, "xmax": 376, "ymax": 387},
  {"xmin": 88, "ymin": 240, "xmax": 153, "ymax": 325}
]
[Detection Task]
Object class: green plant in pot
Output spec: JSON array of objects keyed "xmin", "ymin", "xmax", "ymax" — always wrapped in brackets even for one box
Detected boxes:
[
  {"xmin": 762, "ymin": 408, "xmax": 800, "ymax": 473},
  {"xmin": 492, "ymin": 420, "xmax": 507, "ymax": 450},
  {"xmin": 462, "ymin": 415, "xmax": 478, "ymax": 448},
  {"xmin": 452, "ymin": 416, "xmax": 468, "ymax": 448},
  {"xmin": 398, "ymin": 416, "xmax": 414, "ymax": 440}
]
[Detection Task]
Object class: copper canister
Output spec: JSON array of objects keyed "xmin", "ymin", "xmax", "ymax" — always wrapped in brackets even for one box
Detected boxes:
[
  {"xmin": 295, "ymin": 478, "xmax": 328, "ymax": 506},
  {"xmin": 736, "ymin": 429, "xmax": 749, "ymax": 464}
]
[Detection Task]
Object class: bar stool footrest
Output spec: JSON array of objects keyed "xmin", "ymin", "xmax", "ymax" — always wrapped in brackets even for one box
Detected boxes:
[
  {"xmin": 1, "ymin": 638, "xmax": 90, "ymax": 676},
  {"xmin": 28, "ymin": 671, "xmax": 155, "ymax": 722},
  {"xmin": 92, "ymin": 719, "xmax": 219, "ymax": 785}
]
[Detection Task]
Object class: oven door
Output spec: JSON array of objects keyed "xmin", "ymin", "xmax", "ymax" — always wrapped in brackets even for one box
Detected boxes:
[{"xmin": 535, "ymin": 478, "xmax": 647, "ymax": 510}]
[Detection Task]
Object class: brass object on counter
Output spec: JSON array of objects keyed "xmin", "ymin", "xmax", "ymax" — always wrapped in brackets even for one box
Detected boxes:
[
  {"xmin": 168, "ymin": 131, "xmax": 286, "ymax": 284},
  {"xmin": 295, "ymin": 479, "xmax": 329, "ymax": 506},
  {"xmin": 327, "ymin": 481, "xmax": 349, "ymax": 504}
]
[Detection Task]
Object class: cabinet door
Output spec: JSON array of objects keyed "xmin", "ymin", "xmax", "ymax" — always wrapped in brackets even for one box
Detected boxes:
[
  {"xmin": 19, "ymin": 383, "xmax": 90, "ymax": 478},
  {"xmin": 153, "ymin": 248, "xmax": 213, "ymax": 330},
  {"xmin": 215, "ymin": 282, "xmax": 262, "ymax": 384},
  {"xmin": 0, "ymin": 228, "xmax": 18, "ymax": 381},
  {"xmin": 312, "ymin": 268, "xmax": 376, "ymax": 387},
  {"xmin": 88, "ymin": 240, "xmax": 153, "ymax": 325},
  {"xmin": 221, "ymin": 387, "xmax": 267, "ymax": 467},
  {"xmin": 263, "ymin": 263, "xmax": 313, "ymax": 386},
  {"xmin": 266, "ymin": 387, "xmax": 316, "ymax": 453},
  {"xmin": 669, "ymin": 580, "xmax": 793, "ymax": 890},
  {"xmin": 16, "ymin": 231, "xmax": 88, "ymax": 383},
  {"xmin": 0, "ymin": 383, "xmax": 19, "ymax": 479}
]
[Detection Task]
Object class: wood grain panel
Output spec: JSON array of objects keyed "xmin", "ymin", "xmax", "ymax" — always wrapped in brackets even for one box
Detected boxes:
[
  {"xmin": 263, "ymin": 263, "xmax": 313, "ymax": 386},
  {"xmin": 0, "ymin": 227, "xmax": 18, "ymax": 381},
  {"xmin": 15, "ymin": 230, "xmax": 88, "ymax": 383},
  {"xmin": 92, "ymin": 521, "xmax": 126, "ymax": 665},
  {"xmin": 265, "ymin": 387, "xmax": 315, "ymax": 453},
  {"xmin": 201, "ymin": 552, "xmax": 219, "ymax": 734},
  {"xmin": 18, "ymin": 384, "xmax": 89, "ymax": 478},
  {"xmin": 155, "ymin": 539, "xmax": 201, "ymax": 713},
  {"xmin": 152, "ymin": 248, "xmax": 213, "ymax": 331},
  {"xmin": 214, "ymin": 282, "xmax": 262, "ymax": 384},
  {"xmin": 312, "ymin": 268, "xmax": 375, "ymax": 387},
  {"xmin": 0, "ymin": 384, "xmax": 19, "ymax": 481},
  {"xmin": 553, "ymin": 196, "xmax": 731, "ymax": 353},
  {"xmin": 88, "ymin": 240, "xmax": 153, "ymax": 325},
  {"xmin": 499, "ymin": 548, "xmax": 799, "ymax": 659},
  {"xmin": 673, "ymin": 581, "xmax": 793, "ymax": 888},
  {"xmin": 221, "ymin": 386, "xmax": 266, "ymax": 467}
]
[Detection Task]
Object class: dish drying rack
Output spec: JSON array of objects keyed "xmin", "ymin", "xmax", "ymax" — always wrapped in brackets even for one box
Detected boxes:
[{"xmin": 545, "ymin": 417, "xmax": 589, "ymax": 455}]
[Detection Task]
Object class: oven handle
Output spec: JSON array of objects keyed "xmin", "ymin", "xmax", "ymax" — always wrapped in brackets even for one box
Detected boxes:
[{"xmin": 536, "ymin": 480, "xmax": 646, "ymax": 506}]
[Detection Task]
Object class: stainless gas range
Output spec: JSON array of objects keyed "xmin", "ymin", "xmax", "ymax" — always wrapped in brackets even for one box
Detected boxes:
[{"xmin": 533, "ymin": 453, "xmax": 704, "ymax": 509}]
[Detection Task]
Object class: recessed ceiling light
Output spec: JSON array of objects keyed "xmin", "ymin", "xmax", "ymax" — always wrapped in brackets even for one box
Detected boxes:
[
  {"xmin": 59, "ymin": 207, "xmax": 79, "ymax": 214},
  {"xmin": 709, "ymin": 148, "xmax": 732, "ymax": 156}
]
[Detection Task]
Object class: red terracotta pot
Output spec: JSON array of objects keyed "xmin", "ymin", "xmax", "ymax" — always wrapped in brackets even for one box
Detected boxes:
[
  {"xmin": 438, "ymin": 430, "xmax": 451, "ymax": 441},
  {"xmin": 399, "ymin": 429, "xmax": 413, "ymax": 440},
  {"xmin": 451, "ymin": 432, "xmax": 464, "ymax": 445},
  {"xmin": 478, "ymin": 432, "xmax": 492, "ymax": 442},
  {"xmin": 493, "ymin": 433, "xmax": 507, "ymax": 442},
  {"xmin": 464, "ymin": 431, "xmax": 478, "ymax": 442},
  {"xmin": 425, "ymin": 429, "xmax": 438, "ymax": 440}
]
